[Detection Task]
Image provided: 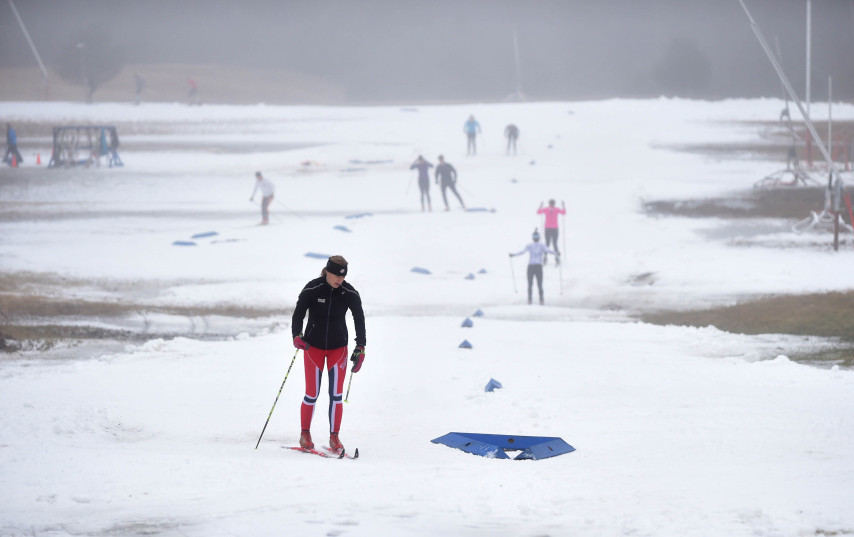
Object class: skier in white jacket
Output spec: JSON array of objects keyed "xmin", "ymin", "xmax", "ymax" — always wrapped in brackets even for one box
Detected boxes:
[
  {"xmin": 509, "ymin": 229, "xmax": 558, "ymax": 305},
  {"xmin": 250, "ymin": 171, "xmax": 276, "ymax": 224}
]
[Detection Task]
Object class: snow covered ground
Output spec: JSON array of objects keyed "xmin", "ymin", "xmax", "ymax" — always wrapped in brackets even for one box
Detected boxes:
[{"xmin": 1, "ymin": 98, "xmax": 853, "ymax": 536}]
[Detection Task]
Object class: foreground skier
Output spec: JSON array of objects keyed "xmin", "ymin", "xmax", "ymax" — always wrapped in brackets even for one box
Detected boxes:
[{"xmin": 291, "ymin": 256, "xmax": 366, "ymax": 453}]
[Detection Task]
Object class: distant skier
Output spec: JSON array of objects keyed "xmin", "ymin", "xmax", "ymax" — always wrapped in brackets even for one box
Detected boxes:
[
  {"xmin": 410, "ymin": 155, "xmax": 433, "ymax": 211},
  {"xmin": 108, "ymin": 128, "xmax": 122, "ymax": 167},
  {"xmin": 3, "ymin": 124, "xmax": 23, "ymax": 166},
  {"xmin": 434, "ymin": 155, "xmax": 465, "ymax": 211},
  {"xmin": 537, "ymin": 199, "xmax": 566, "ymax": 265},
  {"xmin": 504, "ymin": 124, "xmax": 519, "ymax": 154},
  {"xmin": 509, "ymin": 229, "xmax": 558, "ymax": 305},
  {"xmin": 463, "ymin": 115, "xmax": 482, "ymax": 155},
  {"xmin": 291, "ymin": 255, "xmax": 366, "ymax": 453},
  {"xmin": 187, "ymin": 77, "xmax": 199, "ymax": 105},
  {"xmin": 134, "ymin": 73, "xmax": 145, "ymax": 105},
  {"xmin": 97, "ymin": 128, "xmax": 109, "ymax": 165},
  {"xmin": 249, "ymin": 171, "xmax": 275, "ymax": 224}
]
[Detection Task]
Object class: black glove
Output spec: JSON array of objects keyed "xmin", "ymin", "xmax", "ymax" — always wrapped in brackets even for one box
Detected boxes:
[{"xmin": 350, "ymin": 346, "xmax": 365, "ymax": 372}]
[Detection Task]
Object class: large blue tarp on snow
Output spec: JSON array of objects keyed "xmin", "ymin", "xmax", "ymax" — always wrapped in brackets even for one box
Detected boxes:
[{"xmin": 431, "ymin": 432, "xmax": 575, "ymax": 460}]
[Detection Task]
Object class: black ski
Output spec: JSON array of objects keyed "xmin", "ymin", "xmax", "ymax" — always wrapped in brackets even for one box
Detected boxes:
[{"xmin": 323, "ymin": 446, "xmax": 359, "ymax": 459}]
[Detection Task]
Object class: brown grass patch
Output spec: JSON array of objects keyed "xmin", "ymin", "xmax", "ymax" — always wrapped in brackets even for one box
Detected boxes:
[
  {"xmin": 641, "ymin": 291, "xmax": 854, "ymax": 366},
  {"xmin": 643, "ymin": 187, "xmax": 835, "ymax": 220},
  {"xmin": 642, "ymin": 290, "xmax": 854, "ymax": 341}
]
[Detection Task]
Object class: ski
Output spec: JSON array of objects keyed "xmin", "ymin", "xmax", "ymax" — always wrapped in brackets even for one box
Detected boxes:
[
  {"xmin": 322, "ymin": 446, "xmax": 359, "ymax": 459},
  {"xmin": 284, "ymin": 446, "xmax": 346, "ymax": 459}
]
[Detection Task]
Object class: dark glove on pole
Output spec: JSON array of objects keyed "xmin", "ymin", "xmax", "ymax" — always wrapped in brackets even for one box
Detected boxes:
[
  {"xmin": 350, "ymin": 346, "xmax": 365, "ymax": 372},
  {"xmin": 293, "ymin": 335, "xmax": 309, "ymax": 350}
]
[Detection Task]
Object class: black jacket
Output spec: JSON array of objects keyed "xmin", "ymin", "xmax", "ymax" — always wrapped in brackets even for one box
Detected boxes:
[
  {"xmin": 435, "ymin": 162, "xmax": 457, "ymax": 184},
  {"xmin": 292, "ymin": 277, "xmax": 366, "ymax": 350}
]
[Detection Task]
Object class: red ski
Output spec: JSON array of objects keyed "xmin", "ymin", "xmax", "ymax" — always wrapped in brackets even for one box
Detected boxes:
[
  {"xmin": 285, "ymin": 446, "xmax": 345, "ymax": 459},
  {"xmin": 284, "ymin": 446, "xmax": 359, "ymax": 459}
]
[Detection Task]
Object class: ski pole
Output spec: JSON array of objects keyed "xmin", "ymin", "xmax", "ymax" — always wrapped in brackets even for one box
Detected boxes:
[
  {"xmin": 561, "ymin": 211, "xmax": 568, "ymax": 262},
  {"xmin": 509, "ymin": 255, "xmax": 518, "ymax": 293},
  {"xmin": 254, "ymin": 348, "xmax": 300, "ymax": 449},
  {"xmin": 274, "ymin": 198, "xmax": 305, "ymax": 220},
  {"xmin": 560, "ymin": 211, "xmax": 567, "ymax": 295},
  {"xmin": 344, "ymin": 366, "xmax": 354, "ymax": 403}
]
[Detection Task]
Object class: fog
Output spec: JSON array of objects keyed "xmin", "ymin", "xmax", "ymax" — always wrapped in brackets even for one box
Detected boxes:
[{"xmin": 2, "ymin": 0, "xmax": 853, "ymax": 102}]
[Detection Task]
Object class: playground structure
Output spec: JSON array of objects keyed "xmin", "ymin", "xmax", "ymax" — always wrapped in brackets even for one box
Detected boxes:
[{"xmin": 48, "ymin": 125, "xmax": 123, "ymax": 168}]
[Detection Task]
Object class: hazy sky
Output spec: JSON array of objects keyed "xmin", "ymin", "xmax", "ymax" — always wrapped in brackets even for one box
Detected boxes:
[{"xmin": 2, "ymin": 0, "xmax": 853, "ymax": 102}]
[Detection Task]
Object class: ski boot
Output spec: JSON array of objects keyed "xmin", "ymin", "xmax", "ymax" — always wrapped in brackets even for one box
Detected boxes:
[
  {"xmin": 329, "ymin": 432, "xmax": 344, "ymax": 453},
  {"xmin": 299, "ymin": 429, "xmax": 314, "ymax": 450}
]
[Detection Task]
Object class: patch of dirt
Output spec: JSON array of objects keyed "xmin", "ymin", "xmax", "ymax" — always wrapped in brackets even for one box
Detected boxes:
[
  {"xmin": 642, "ymin": 187, "xmax": 836, "ymax": 220},
  {"xmin": 641, "ymin": 135, "xmax": 854, "ymax": 365},
  {"xmin": 640, "ymin": 291, "xmax": 854, "ymax": 367},
  {"xmin": 641, "ymin": 291, "xmax": 854, "ymax": 341},
  {"xmin": 0, "ymin": 293, "xmax": 284, "ymax": 320},
  {"xmin": 667, "ymin": 119, "xmax": 854, "ymax": 164},
  {"xmin": 0, "ymin": 272, "xmax": 288, "ymax": 354}
]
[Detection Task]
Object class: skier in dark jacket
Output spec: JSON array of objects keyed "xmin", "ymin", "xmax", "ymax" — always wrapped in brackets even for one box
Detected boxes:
[
  {"xmin": 504, "ymin": 124, "xmax": 519, "ymax": 154},
  {"xmin": 292, "ymin": 255, "xmax": 366, "ymax": 453},
  {"xmin": 410, "ymin": 155, "xmax": 433, "ymax": 211},
  {"xmin": 435, "ymin": 155, "xmax": 465, "ymax": 211}
]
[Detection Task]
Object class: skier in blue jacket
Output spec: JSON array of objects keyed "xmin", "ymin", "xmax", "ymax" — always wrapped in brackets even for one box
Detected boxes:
[
  {"xmin": 463, "ymin": 115, "xmax": 482, "ymax": 155},
  {"xmin": 4, "ymin": 124, "xmax": 23, "ymax": 166}
]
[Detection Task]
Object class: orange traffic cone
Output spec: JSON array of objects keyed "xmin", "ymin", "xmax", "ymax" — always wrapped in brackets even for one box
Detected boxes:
[{"xmin": 36, "ymin": 153, "xmax": 41, "ymax": 165}]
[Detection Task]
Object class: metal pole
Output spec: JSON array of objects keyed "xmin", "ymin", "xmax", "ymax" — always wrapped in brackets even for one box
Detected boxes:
[
  {"xmin": 512, "ymin": 26, "xmax": 524, "ymax": 98},
  {"xmin": 560, "ymin": 212, "xmax": 567, "ymax": 296},
  {"xmin": 8, "ymin": 0, "xmax": 48, "ymax": 79},
  {"xmin": 806, "ymin": 0, "xmax": 812, "ymax": 120},
  {"xmin": 774, "ymin": 36, "xmax": 788, "ymax": 110},
  {"xmin": 8, "ymin": 0, "xmax": 48, "ymax": 97},
  {"xmin": 737, "ymin": 0, "xmax": 833, "ymax": 168},
  {"xmin": 828, "ymin": 75, "xmax": 832, "ymax": 173},
  {"xmin": 830, "ymin": 77, "xmax": 839, "ymax": 252},
  {"xmin": 509, "ymin": 256, "xmax": 518, "ymax": 293}
]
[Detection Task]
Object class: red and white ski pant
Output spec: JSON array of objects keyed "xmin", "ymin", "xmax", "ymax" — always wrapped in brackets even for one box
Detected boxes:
[{"xmin": 301, "ymin": 346, "xmax": 348, "ymax": 434}]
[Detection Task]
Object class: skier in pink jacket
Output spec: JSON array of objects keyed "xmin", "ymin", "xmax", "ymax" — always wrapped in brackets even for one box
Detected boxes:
[{"xmin": 536, "ymin": 199, "xmax": 566, "ymax": 265}]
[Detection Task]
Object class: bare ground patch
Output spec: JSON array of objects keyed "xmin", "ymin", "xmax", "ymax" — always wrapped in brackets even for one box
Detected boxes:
[
  {"xmin": 638, "ymin": 182, "xmax": 854, "ymax": 368},
  {"xmin": 639, "ymin": 291, "xmax": 854, "ymax": 368},
  {"xmin": 642, "ymin": 186, "xmax": 835, "ymax": 220},
  {"xmin": 0, "ymin": 272, "xmax": 287, "ymax": 353}
]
